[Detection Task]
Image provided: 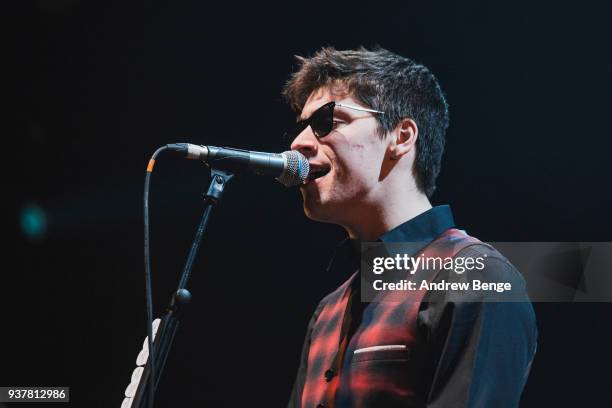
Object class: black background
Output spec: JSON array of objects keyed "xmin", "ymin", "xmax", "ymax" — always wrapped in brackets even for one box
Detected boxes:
[{"xmin": 8, "ymin": 0, "xmax": 612, "ymax": 406}]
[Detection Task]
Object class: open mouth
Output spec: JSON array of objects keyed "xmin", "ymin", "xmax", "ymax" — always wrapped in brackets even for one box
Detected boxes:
[{"xmin": 306, "ymin": 164, "xmax": 331, "ymax": 183}]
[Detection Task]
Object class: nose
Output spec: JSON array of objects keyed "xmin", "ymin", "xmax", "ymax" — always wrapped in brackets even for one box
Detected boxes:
[{"xmin": 290, "ymin": 127, "xmax": 318, "ymax": 157}]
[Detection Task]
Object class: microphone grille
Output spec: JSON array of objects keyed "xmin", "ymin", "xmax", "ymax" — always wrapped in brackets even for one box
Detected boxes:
[{"xmin": 277, "ymin": 150, "xmax": 310, "ymax": 187}]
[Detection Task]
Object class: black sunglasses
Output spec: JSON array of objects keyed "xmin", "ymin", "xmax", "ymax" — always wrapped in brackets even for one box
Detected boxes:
[{"xmin": 289, "ymin": 101, "xmax": 385, "ymax": 140}]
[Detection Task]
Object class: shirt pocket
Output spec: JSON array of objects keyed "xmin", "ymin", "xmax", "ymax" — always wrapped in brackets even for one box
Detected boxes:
[
  {"xmin": 351, "ymin": 344, "xmax": 410, "ymax": 364},
  {"xmin": 342, "ymin": 344, "xmax": 418, "ymax": 406}
]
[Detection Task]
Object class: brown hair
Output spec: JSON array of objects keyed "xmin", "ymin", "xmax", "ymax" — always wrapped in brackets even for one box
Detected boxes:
[{"xmin": 283, "ymin": 46, "xmax": 449, "ymax": 197}]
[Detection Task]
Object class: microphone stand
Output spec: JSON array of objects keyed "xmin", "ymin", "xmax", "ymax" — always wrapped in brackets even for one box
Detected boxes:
[{"xmin": 130, "ymin": 168, "xmax": 234, "ymax": 408}]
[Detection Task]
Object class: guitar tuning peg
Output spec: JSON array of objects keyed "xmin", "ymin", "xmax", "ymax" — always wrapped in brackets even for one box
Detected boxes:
[
  {"xmin": 131, "ymin": 366, "xmax": 144, "ymax": 384},
  {"xmin": 124, "ymin": 379, "xmax": 138, "ymax": 398},
  {"xmin": 141, "ymin": 318, "xmax": 162, "ymax": 350},
  {"xmin": 136, "ymin": 347, "xmax": 148, "ymax": 367},
  {"xmin": 152, "ymin": 318, "xmax": 161, "ymax": 336}
]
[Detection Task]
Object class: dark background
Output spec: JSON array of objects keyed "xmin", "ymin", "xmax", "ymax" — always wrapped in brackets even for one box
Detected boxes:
[{"xmin": 8, "ymin": 0, "xmax": 612, "ymax": 406}]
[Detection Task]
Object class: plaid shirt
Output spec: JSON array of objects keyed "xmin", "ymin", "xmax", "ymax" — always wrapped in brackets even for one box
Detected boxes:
[{"xmin": 289, "ymin": 206, "xmax": 537, "ymax": 408}]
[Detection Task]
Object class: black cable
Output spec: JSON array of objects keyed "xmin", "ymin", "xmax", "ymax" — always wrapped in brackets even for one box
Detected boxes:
[{"xmin": 143, "ymin": 146, "xmax": 167, "ymax": 408}]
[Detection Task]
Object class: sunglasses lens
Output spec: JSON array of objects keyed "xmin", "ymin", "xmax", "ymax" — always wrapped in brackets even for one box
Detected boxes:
[
  {"xmin": 310, "ymin": 103, "xmax": 334, "ymax": 138},
  {"xmin": 286, "ymin": 121, "xmax": 308, "ymax": 142}
]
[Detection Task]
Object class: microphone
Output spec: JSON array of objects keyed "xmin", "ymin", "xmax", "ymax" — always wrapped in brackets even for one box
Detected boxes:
[{"xmin": 167, "ymin": 143, "xmax": 310, "ymax": 187}]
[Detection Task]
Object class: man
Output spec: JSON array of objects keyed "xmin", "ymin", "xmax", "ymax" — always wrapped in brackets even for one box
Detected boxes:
[{"xmin": 284, "ymin": 47, "xmax": 537, "ymax": 408}]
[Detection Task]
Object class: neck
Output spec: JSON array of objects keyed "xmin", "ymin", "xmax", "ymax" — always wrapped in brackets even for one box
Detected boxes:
[{"xmin": 342, "ymin": 188, "xmax": 432, "ymax": 241}]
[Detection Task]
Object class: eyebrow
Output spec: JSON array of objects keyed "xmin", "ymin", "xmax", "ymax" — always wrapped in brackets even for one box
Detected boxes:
[
  {"xmin": 297, "ymin": 104, "xmax": 352, "ymax": 122},
  {"xmin": 333, "ymin": 109, "xmax": 351, "ymax": 120},
  {"xmin": 298, "ymin": 101, "xmax": 332, "ymax": 122},
  {"xmin": 297, "ymin": 108, "xmax": 316, "ymax": 122},
  {"xmin": 297, "ymin": 101, "xmax": 382, "ymax": 122}
]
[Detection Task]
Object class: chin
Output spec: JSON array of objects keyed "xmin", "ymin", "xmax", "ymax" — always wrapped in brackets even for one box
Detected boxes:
[
  {"xmin": 302, "ymin": 201, "xmax": 327, "ymax": 222},
  {"xmin": 301, "ymin": 195, "xmax": 345, "ymax": 224},
  {"xmin": 300, "ymin": 179, "xmax": 357, "ymax": 224}
]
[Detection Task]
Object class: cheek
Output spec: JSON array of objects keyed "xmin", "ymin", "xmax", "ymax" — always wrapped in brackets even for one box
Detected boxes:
[
  {"xmin": 335, "ymin": 143, "xmax": 384, "ymax": 184},
  {"xmin": 333, "ymin": 152, "xmax": 381, "ymax": 195}
]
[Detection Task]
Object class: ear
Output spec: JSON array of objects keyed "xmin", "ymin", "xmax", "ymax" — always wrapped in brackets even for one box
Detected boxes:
[{"xmin": 388, "ymin": 118, "xmax": 418, "ymax": 160}]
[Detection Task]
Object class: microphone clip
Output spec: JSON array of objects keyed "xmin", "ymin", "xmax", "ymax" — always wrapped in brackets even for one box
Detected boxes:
[{"xmin": 205, "ymin": 169, "xmax": 234, "ymax": 203}]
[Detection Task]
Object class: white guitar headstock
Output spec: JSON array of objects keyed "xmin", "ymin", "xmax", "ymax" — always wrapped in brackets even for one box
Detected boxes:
[{"xmin": 121, "ymin": 318, "xmax": 161, "ymax": 408}]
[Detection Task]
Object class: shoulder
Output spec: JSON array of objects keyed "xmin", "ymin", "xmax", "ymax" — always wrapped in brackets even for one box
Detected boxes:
[
  {"xmin": 419, "ymin": 241, "xmax": 538, "ymax": 335},
  {"xmin": 453, "ymin": 242, "xmax": 527, "ymax": 290}
]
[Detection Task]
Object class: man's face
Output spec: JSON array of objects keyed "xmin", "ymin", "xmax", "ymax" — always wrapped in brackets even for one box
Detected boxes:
[{"xmin": 290, "ymin": 87, "xmax": 389, "ymax": 224}]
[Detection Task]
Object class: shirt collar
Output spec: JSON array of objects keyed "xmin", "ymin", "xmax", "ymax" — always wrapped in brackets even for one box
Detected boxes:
[
  {"xmin": 326, "ymin": 205, "xmax": 456, "ymax": 274},
  {"xmin": 379, "ymin": 205, "xmax": 455, "ymax": 244}
]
